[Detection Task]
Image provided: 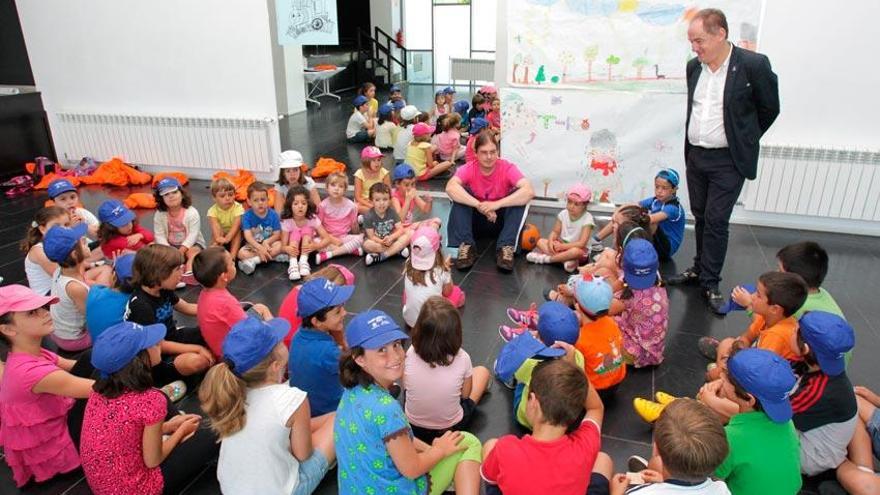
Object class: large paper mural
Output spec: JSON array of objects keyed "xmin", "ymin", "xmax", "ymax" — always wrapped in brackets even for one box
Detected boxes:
[{"xmin": 276, "ymin": 0, "xmax": 339, "ymax": 45}]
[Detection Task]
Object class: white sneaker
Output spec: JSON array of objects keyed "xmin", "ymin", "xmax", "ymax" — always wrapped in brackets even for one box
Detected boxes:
[
  {"xmin": 238, "ymin": 257, "xmax": 258, "ymax": 275},
  {"xmin": 526, "ymin": 251, "xmax": 543, "ymax": 264},
  {"xmin": 400, "ymin": 247, "xmax": 410, "ymax": 258},
  {"xmin": 365, "ymin": 253, "xmax": 376, "ymax": 266},
  {"xmin": 357, "ymin": 214, "xmax": 364, "ymax": 226},
  {"xmin": 298, "ymin": 259, "xmax": 311, "ymax": 277},
  {"xmin": 564, "ymin": 260, "xmax": 578, "ymax": 273},
  {"xmin": 175, "ymin": 281, "xmax": 186, "ymax": 289},
  {"xmin": 288, "ymin": 262, "xmax": 301, "ymax": 281}
]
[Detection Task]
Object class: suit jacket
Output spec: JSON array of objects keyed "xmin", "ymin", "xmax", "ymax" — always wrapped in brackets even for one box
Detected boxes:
[{"xmin": 685, "ymin": 44, "xmax": 780, "ymax": 180}]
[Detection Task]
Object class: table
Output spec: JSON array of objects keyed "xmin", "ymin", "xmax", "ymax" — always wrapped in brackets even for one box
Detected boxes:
[{"xmin": 303, "ymin": 67, "xmax": 346, "ymax": 107}]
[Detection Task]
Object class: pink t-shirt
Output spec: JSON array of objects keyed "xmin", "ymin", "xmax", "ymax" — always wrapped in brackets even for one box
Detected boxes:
[
  {"xmin": 282, "ymin": 217, "xmax": 321, "ymax": 242},
  {"xmin": 436, "ymin": 129, "xmax": 461, "ymax": 159},
  {"xmin": 197, "ymin": 287, "xmax": 247, "ymax": 358},
  {"xmin": 165, "ymin": 208, "xmax": 187, "ymax": 246},
  {"xmin": 403, "ymin": 347, "xmax": 473, "ymax": 429},
  {"xmin": 454, "ymin": 158, "xmax": 525, "ymax": 202},
  {"xmin": 465, "ymin": 135, "xmax": 477, "ymax": 163},
  {"xmin": 487, "ymin": 111, "xmax": 501, "ymax": 129},
  {"xmin": 0, "ymin": 349, "xmax": 79, "ymax": 487},
  {"xmin": 81, "ymin": 389, "xmax": 167, "ymax": 495},
  {"xmin": 392, "ymin": 187, "xmax": 415, "ymax": 225},
  {"xmin": 318, "ymin": 197, "xmax": 357, "ymax": 237},
  {"xmin": 277, "ymin": 285, "xmax": 302, "ymax": 348}
]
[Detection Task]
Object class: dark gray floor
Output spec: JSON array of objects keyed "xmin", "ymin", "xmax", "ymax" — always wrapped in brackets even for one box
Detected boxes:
[{"xmin": 1, "ymin": 86, "xmax": 878, "ymax": 494}]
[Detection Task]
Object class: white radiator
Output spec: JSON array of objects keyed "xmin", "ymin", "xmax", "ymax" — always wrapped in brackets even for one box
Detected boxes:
[
  {"xmin": 742, "ymin": 145, "xmax": 880, "ymax": 222},
  {"xmin": 450, "ymin": 58, "xmax": 495, "ymax": 83},
  {"xmin": 56, "ymin": 113, "xmax": 279, "ymax": 172}
]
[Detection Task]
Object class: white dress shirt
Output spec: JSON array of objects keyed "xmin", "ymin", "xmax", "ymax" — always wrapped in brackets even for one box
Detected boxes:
[{"xmin": 688, "ymin": 43, "xmax": 733, "ymax": 148}]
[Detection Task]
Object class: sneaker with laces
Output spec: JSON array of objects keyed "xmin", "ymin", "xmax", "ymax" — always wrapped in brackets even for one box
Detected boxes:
[
  {"xmin": 455, "ymin": 243, "xmax": 476, "ymax": 270},
  {"xmin": 496, "ymin": 245, "xmax": 515, "ymax": 272},
  {"xmin": 160, "ymin": 380, "xmax": 187, "ymax": 402},
  {"xmin": 400, "ymin": 247, "xmax": 410, "ymax": 258},
  {"xmin": 238, "ymin": 257, "xmax": 257, "ymax": 275},
  {"xmin": 633, "ymin": 397, "xmax": 666, "ymax": 423},
  {"xmin": 498, "ymin": 324, "xmax": 527, "ymax": 342},
  {"xmin": 298, "ymin": 260, "xmax": 311, "ymax": 277},
  {"xmin": 506, "ymin": 304, "xmax": 538, "ymax": 329},
  {"xmin": 365, "ymin": 253, "xmax": 376, "ymax": 266},
  {"xmin": 288, "ymin": 262, "xmax": 301, "ymax": 281}
]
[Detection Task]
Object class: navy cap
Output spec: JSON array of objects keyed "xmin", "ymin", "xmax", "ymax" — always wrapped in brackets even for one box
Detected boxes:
[
  {"xmin": 98, "ymin": 199, "xmax": 135, "ymax": 228},
  {"xmin": 297, "ymin": 277, "xmax": 354, "ymax": 318},
  {"xmin": 622, "ymin": 239, "xmax": 659, "ymax": 290},
  {"xmin": 392, "ymin": 163, "xmax": 416, "ymax": 181},
  {"xmin": 442, "ymin": 86, "xmax": 455, "ymax": 95},
  {"xmin": 390, "ymin": 84, "xmax": 401, "ymax": 93},
  {"xmin": 392, "ymin": 100, "xmax": 406, "ymax": 111},
  {"xmin": 91, "ymin": 321, "xmax": 166, "ymax": 377},
  {"xmin": 728, "ymin": 348, "xmax": 797, "ymax": 423},
  {"xmin": 799, "ymin": 311, "xmax": 854, "ymax": 377},
  {"xmin": 114, "ymin": 253, "xmax": 136, "ymax": 282},
  {"xmin": 353, "ymin": 95, "xmax": 369, "ymax": 107},
  {"xmin": 155, "ymin": 177, "xmax": 181, "ymax": 195},
  {"xmin": 717, "ymin": 284, "xmax": 757, "ymax": 315},
  {"xmin": 537, "ymin": 301, "xmax": 580, "ymax": 346},
  {"xmin": 469, "ymin": 117, "xmax": 489, "ymax": 134},
  {"xmin": 222, "ymin": 316, "xmax": 290, "ymax": 376},
  {"xmin": 378, "ymin": 103, "xmax": 393, "ymax": 117},
  {"xmin": 344, "ymin": 309, "xmax": 409, "ymax": 350},
  {"xmin": 43, "ymin": 223, "xmax": 88, "ymax": 263},
  {"xmin": 494, "ymin": 332, "xmax": 565, "ymax": 383},
  {"xmin": 47, "ymin": 178, "xmax": 76, "ymax": 199},
  {"xmin": 656, "ymin": 168, "xmax": 680, "ymax": 188},
  {"xmin": 453, "ymin": 100, "xmax": 470, "ymax": 114}
]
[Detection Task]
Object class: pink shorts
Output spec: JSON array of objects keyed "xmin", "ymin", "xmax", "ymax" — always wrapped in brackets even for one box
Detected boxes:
[{"xmin": 51, "ymin": 332, "xmax": 92, "ymax": 352}]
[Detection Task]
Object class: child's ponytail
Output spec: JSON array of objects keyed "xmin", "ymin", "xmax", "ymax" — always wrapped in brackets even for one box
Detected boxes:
[{"xmin": 20, "ymin": 206, "xmax": 67, "ymax": 253}]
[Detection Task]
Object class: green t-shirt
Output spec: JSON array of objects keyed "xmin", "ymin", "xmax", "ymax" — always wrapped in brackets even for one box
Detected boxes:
[
  {"xmin": 795, "ymin": 288, "xmax": 851, "ymax": 365},
  {"xmin": 714, "ymin": 411, "xmax": 802, "ymax": 495},
  {"xmin": 514, "ymin": 351, "xmax": 585, "ymax": 429}
]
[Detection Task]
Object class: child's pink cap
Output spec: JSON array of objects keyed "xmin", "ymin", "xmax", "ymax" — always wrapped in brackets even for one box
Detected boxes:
[
  {"xmin": 479, "ymin": 85, "xmax": 498, "ymax": 94},
  {"xmin": 410, "ymin": 226, "xmax": 441, "ymax": 271},
  {"xmin": 360, "ymin": 146, "xmax": 383, "ymax": 160},
  {"xmin": 0, "ymin": 284, "xmax": 58, "ymax": 316},
  {"xmin": 567, "ymin": 183, "xmax": 592, "ymax": 203},
  {"xmin": 412, "ymin": 123, "xmax": 435, "ymax": 137},
  {"xmin": 329, "ymin": 264, "xmax": 355, "ymax": 286}
]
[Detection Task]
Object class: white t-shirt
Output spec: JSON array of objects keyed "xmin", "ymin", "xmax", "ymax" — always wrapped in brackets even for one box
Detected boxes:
[
  {"xmin": 393, "ymin": 125, "xmax": 415, "ymax": 160},
  {"xmin": 375, "ymin": 121, "xmax": 399, "ymax": 149},
  {"xmin": 625, "ymin": 479, "xmax": 731, "ymax": 494},
  {"xmin": 402, "ymin": 266, "xmax": 450, "ymax": 327},
  {"xmin": 217, "ymin": 384, "xmax": 308, "ymax": 494},
  {"xmin": 25, "ymin": 243, "xmax": 53, "ymax": 296},
  {"xmin": 346, "ymin": 111, "xmax": 368, "ymax": 139},
  {"xmin": 404, "ymin": 347, "xmax": 473, "ymax": 429},
  {"xmin": 75, "ymin": 207, "xmax": 99, "ymax": 239},
  {"xmin": 558, "ymin": 210, "xmax": 595, "ymax": 244},
  {"xmin": 275, "ymin": 176, "xmax": 317, "ymax": 199}
]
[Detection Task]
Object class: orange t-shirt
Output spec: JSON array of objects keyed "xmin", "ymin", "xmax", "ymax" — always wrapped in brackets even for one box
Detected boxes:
[
  {"xmin": 743, "ymin": 314, "xmax": 801, "ymax": 361},
  {"xmin": 575, "ymin": 316, "xmax": 626, "ymax": 390}
]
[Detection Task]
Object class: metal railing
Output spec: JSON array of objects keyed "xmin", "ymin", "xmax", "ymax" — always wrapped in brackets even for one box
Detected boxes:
[{"xmin": 356, "ymin": 26, "xmax": 407, "ymax": 85}]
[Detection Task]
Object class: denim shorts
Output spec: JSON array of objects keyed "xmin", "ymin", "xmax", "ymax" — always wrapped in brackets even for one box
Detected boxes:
[{"xmin": 292, "ymin": 449, "xmax": 331, "ymax": 495}]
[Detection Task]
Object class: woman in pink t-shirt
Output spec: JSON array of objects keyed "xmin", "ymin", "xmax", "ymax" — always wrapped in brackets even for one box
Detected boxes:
[
  {"xmin": 0, "ymin": 285, "xmax": 94, "ymax": 487},
  {"xmin": 445, "ymin": 130, "xmax": 535, "ymax": 272},
  {"xmin": 403, "ymin": 297, "xmax": 489, "ymax": 442}
]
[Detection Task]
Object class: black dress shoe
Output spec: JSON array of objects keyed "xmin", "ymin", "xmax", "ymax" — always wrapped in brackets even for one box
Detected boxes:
[
  {"xmin": 705, "ymin": 288, "xmax": 726, "ymax": 315},
  {"xmin": 667, "ymin": 267, "xmax": 701, "ymax": 286}
]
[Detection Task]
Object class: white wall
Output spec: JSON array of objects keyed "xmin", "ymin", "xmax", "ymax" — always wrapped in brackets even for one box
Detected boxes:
[
  {"xmin": 16, "ymin": 0, "xmax": 283, "ymax": 172},
  {"xmin": 284, "ymin": 44, "xmax": 307, "ymax": 115}
]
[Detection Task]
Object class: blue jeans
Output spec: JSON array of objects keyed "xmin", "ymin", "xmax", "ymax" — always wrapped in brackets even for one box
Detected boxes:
[
  {"xmin": 292, "ymin": 450, "xmax": 331, "ymax": 495},
  {"xmin": 447, "ymin": 194, "xmax": 526, "ymax": 250},
  {"xmin": 347, "ymin": 130, "xmax": 371, "ymax": 143}
]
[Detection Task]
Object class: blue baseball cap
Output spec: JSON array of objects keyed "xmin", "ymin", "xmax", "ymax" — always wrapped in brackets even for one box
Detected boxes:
[
  {"xmin": 91, "ymin": 321, "xmax": 166, "ymax": 377},
  {"xmin": 469, "ymin": 117, "xmax": 489, "ymax": 134},
  {"xmin": 435, "ymin": 89, "xmax": 444, "ymax": 97},
  {"xmin": 114, "ymin": 253, "xmax": 136, "ymax": 282},
  {"xmin": 155, "ymin": 177, "xmax": 181, "ymax": 195},
  {"xmin": 717, "ymin": 284, "xmax": 757, "ymax": 315},
  {"xmin": 622, "ymin": 239, "xmax": 659, "ymax": 290},
  {"xmin": 353, "ymin": 95, "xmax": 369, "ymax": 107},
  {"xmin": 799, "ymin": 311, "xmax": 854, "ymax": 377},
  {"xmin": 390, "ymin": 84, "xmax": 402, "ymax": 93},
  {"xmin": 392, "ymin": 163, "xmax": 416, "ymax": 181},
  {"xmin": 297, "ymin": 277, "xmax": 354, "ymax": 318},
  {"xmin": 378, "ymin": 103, "xmax": 393, "ymax": 117},
  {"xmin": 574, "ymin": 275, "xmax": 613, "ymax": 316},
  {"xmin": 442, "ymin": 86, "xmax": 455, "ymax": 95},
  {"xmin": 344, "ymin": 309, "xmax": 409, "ymax": 350},
  {"xmin": 222, "ymin": 316, "xmax": 290, "ymax": 376},
  {"xmin": 453, "ymin": 100, "xmax": 470, "ymax": 114},
  {"xmin": 392, "ymin": 100, "xmax": 406, "ymax": 111},
  {"xmin": 98, "ymin": 199, "xmax": 135, "ymax": 228},
  {"xmin": 47, "ymin": 178, "xmax": 77, "ymax": 199},
  {"xmin": 537, "ymin": 301, "xmax": 580, "ymax": 346},
  {"xmin": 43, "ymin": 223, "xmax": 88, "ymax": 263},
  {"xmin": 656, "ymin": 168, "xmax": 680, "ymax": 188},
  {"xmin": 494, "ymin": 332, "xmax": 565, "ymax": 383},
  {"xmin": 728, "ymin": 348, "xmax": 797, "ymax": 423}
]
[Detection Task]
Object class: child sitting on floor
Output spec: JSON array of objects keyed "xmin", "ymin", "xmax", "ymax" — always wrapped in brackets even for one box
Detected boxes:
[
  {"xmin": 407, "ymin": 122, "xmax": 454, "ymax": 181},
  {"xmin": 275, "ymin": 149, "xmax": 320, "ymax": 211},
  {"xmin": 85, "ymin": 253, "xmax": 137, "ymax": 340},
  {"xmin": 434, "ymin": 113, "xmax": 465, "ymax": 162},
  {"xmin": 402, "ymin": 226, "xmax": 464, "ymax": 328},
  {"xmin": 207, "ymin": 177, "xmax": 244, "ymax": 259},
  {"xmin": 238, "ymin": 181, "xmax": 285, "ymax": 275},
  {"xmin": 46, "ymin": 178, "xmax": 99, "ymax": 239},
  {"xmin": 346, "ymin": 95, "xmax": 375, "ymax": 143},
  {"xmin": 353, "ymin": 146, "xmax": 391, "ymax": 215},
  {"xmin": 615, "ymin": 239, "xmax": 668, "ymax": 368},
  {"xmin": 363, "ymin": 183, "xmax": 413, "ymax": 266},
  {"xmin": 526, "ymin": 183, "xmax": 595, "ymax": 272},
  {"xmin": 281, "ymin": 186, "xmax": 334, "ymax": 281},
  {"xmin": 45, "ymin": 224, "xmax": 98, "ymax": 351},
  {"xmin": 153, "ymin": 177, "xmax": 205, "ymax": 284},
  {"xmin": 573, "ymin": 275, "xmax": 627, "ymax": 395},
  {"xmin": 277, "ymin": 264, "xmax": 354, "ymax": 347},
  {"xmin": 391, "ymin": 164, "xmax": 441, "ymax": 230},
  {"xmin": 97, "ymin": 199, "xmax": 154, "ymax": 258},
  {"xmin": 314, "ymin": 172, "xmax": 365, "ymax": 265},
  {"xmin": 375, "ymin": 104, "xmax": 400, "ymax": 149}
]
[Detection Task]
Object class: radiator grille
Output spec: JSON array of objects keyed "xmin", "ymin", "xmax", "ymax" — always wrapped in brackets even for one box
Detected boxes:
[{"xmin": 450, "ymin": 58, "xmax": 495, "ymax": 83}]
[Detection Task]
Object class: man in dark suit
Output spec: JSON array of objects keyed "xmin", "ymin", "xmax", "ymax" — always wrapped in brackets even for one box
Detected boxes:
[{"xmin": 668, "ymin": 8, "xmax": 780, "ymax": 313}]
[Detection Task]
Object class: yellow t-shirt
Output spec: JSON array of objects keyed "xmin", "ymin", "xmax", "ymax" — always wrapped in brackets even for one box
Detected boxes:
[
  {"xmin": 207, "ymin": 202, "xmax": 245, "ymax": 234},
  {"xmin": 406, "ymin": 142, "xmax": 432, "ymax": 177},
  {"xmin": 368, "ymin": 98, "xmax": 379, "ymax": 116},
  {"xmin": 354, "ymin": 168, "xmax": 390, "ymax": 200}
]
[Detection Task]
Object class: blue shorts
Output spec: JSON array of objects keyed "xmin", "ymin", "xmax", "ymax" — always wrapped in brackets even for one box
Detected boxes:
[
  {"xmin": 867, "ymin": 408, "xmax": 880, "ymax": 461},
  {"xmin": 292, "ymin": 449, "xmax": 331, "ymax": 495}
]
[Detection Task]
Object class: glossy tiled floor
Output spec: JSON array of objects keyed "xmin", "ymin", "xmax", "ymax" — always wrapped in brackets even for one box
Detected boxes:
[{"xmin": 1, "ymin": 87, "xmax": 878, "ymax": 494}]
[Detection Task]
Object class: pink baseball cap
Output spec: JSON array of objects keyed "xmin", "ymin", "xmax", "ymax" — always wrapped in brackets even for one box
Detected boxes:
[
  {"xmin": 328, "ymin": 264, "xmax": 356, "ymax": 286},
  {"xmin": 410, "ymin": 226, "xmax": 441, "ymax": 270},
  {"xmin": 360, "ymin": 146, "xmax": 383, "ymax": 160},
  {"xmin": 567, "ymin": 183, "xmax": 592, "ymax": 203},
  {"xmin": 412, "ymin": 123, "xmax": 435, "ymax": 137},
  {"xmin": 479, "ymin": 85, "xmax": 498, "ymax": 94},
  {"xmin": 0, "ymin": 284, "xmax": 59, "ymax": 316}
]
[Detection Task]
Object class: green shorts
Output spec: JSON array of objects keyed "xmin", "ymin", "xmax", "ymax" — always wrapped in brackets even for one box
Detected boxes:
[{"xmin": 427, "ymin": 431, "xmax": 482, "ymax": 495}]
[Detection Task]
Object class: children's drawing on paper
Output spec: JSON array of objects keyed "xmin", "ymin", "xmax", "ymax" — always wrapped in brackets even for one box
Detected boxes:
[{"xmin": 276, "ymin": 0, "xmax": 339, "ymax": 45}]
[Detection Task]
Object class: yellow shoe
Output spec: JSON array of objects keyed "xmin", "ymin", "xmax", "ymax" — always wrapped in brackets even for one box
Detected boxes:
[
  {"xmin": 655, "ymin": 391, "xmax": 678, "ymax": 406},
  {"xmin": 633, "ymin": 398, "xmax": 666, "ymax": 423}
]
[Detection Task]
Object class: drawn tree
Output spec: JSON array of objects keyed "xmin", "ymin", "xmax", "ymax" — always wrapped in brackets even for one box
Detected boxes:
[
  {"xmin": 522, "ymin": 55, "xmax": 534, "ymax": 84},
  {"xmin": 558, "ymin": 50, "xmax": 575, "ymax": 82},
  {"xmin": 632, "ymin": 56, "xmax": 650, "ymax": 79},
  {"xmin": 583, "ymin": 45, "xmax": 599, "ymax": 81},
  {"xmin": 512, "ymin": 53, "xmax": 523, "ymax": 83},
  {"xmin": 606, "ymin": 54, "xmax": 621, "ymax": 81},
  {"xmin": 535, "ymin": 65, "xmax": 546, "ymax": 85}
]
